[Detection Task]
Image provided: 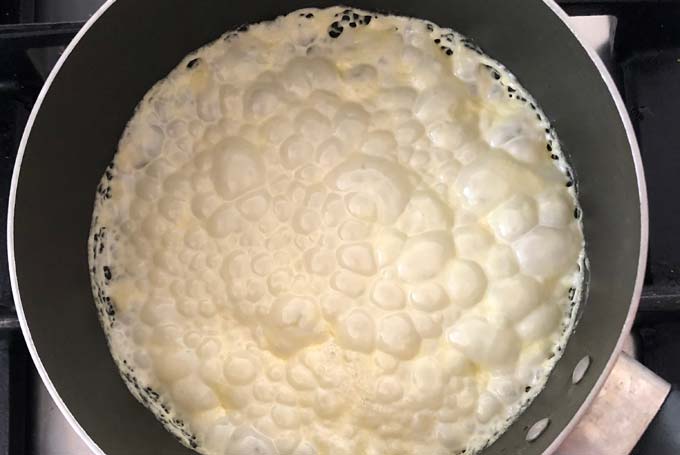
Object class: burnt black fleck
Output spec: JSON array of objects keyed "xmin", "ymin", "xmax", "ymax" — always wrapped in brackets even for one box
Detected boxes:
[
  {"xmin": 566, "ymin": 181, "xmax": 574, "ymax": 188},
  {"xmin": 574, "ymin": 207, "xmax": 580, "ymax": 219},
  {"xmin": 103, "ymin": 265, "xmax": 112, "ymax": 280},
  {"xmin": 349, "ymin": 22, "xmax": 357, "ymax": 28},
  {"xmin": 186, "ymin": 58, "xmax": 200, "ymax": 69},
  {"xmin": 305, "ymin": 13, "xmax": 314, "ymax": 18},
  {"xmin": 434, "ymin": 38, "xmax": 441, "ymax": 44},
  {"xmin": 446, "ymin": 49, "xmax": 453, "ymax": 56},
  {"xmin": 551, "ymin": 154, "xmax": 558, "ymax": 160},
  {"xmin": 547, "ymin": 143, "xmax": 553, "ymax": 152},
  {"xmin": 364, "ymin": 15, "xmax": 372, "ymax": 25}
]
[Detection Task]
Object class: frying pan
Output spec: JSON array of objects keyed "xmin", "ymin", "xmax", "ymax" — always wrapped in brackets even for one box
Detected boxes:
[{"xmin": 7, "ymin": 0, "xmax": 652, "ymax": 454}]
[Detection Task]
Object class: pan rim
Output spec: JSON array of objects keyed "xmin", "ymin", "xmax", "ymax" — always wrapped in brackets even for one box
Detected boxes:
[
  {"xmin": 6, "ymin": 1, "xmax": 647, "ymax": 454},
  {"xmin": 539, "ymin": 2, "xmax": 647, "ymax": 453},
  {"xmin": 7, "ymin": 1, "xmax": 119, "ymax": 454}
]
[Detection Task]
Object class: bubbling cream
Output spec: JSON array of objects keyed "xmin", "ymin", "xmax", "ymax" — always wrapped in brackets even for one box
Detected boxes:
[{"xmin": 89, "ymin": 6, "xmax": 585, "ymax": 455}]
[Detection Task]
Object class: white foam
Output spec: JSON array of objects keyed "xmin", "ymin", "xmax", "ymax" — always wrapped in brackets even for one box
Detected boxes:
[{"xmin": 88, "ymin": 6, "xmax": 585, "ymax": 455}]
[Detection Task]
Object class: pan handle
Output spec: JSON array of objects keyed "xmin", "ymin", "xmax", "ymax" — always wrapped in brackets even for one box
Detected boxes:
[
  {"xmin": 633, "ymin": 387, "xmax": 680, "ymax": 455},
  {"xmin": 555, "ymin": 352, "xmax": 670, "ymax": 455}
]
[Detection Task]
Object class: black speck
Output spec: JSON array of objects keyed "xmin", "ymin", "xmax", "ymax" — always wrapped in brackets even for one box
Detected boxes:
[
  {"xmin": 574, "ymin": 207, "xmax": 580, "ymax": 219},
  {"xmin": 103, "ymin": 266, "xmax": 112, "ymax": 280},
  {"xmin": 509, "ymin": 94, "xmax": 513, "ymax": 98},
  {"xmin": 446, "ymin": 49, "xmax": 453, "ymax": 56},
  {"xmin": 426, "ymin": 23, "xmax": 434, "ymax": 31},
  {"xmin": 305, "ymin": 13, "xmax": 314, "ymax": 18},
  {"xmin": 236, "ymin": 24, "xmax": 249, "ymax": 32},
  {"xmin": 545, "ymin": 128, "xmax": 550, "ymax": 133},
  {"xmin": 507, "ymin": 86, "xmax": 516, "ymax": 93},
  {"xmin": 492, "ymin": 71, "xmax": 501, "ymax": 80},
  {"xmin": 566, "ymin": 181, "xmax": 574, "ymax": 188},
  {"xmin": 530, "ymin": 103, "xmax": 536, "ymax": 110},
  {"xmin": 342, "ymin": 15, "xmax": 350, "ymax": 21},
  {"xmin": 568, "ymin": 287, "xmax": 576, "ymax": 300},
  {"xmin": 190, "ymin": 440, "xmax": 198, "ymax": 449},
  {"xmin": 547, "ymin": 143, "xmax": 553, "ymax": 152},
  {"xmin": 329, "ymin": 21, "xmax": 344, "ymax": 38},
  {"xmin": 364, "ymin": 15, "xmax": 372, "ymax": 25},
  {"xmin": 551, "ymin": 154, "xmax": 558, "ymax": 160},
  {"xmin": 434, "ymin": 38, "xmax": 441, "ymax": 44},
  {"xmin": 349, "ymin": 22, "xmax": 357, "ymax": 28},
  {"xmin": 186, "ymin": 58, "xmax": 200, "ymax": 69},
  {"xmin": 525, "ymin": 386, "xmax": 531, "ymax": 392},
  {"xmin": 536, "ymin": 113, "xmax": 542, "ymax": 120},
  {"xmin": 353, "ymin": 13, "xmax": 359, "ymax": 19}
]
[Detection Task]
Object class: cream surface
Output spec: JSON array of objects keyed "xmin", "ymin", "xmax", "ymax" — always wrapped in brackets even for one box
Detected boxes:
[{"xmin": 89, "ymin": 6, "xmax": 585, "ymax": 455}]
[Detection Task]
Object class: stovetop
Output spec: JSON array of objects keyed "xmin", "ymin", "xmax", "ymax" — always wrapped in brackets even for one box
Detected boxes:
[{"xmin": 2, "ymin": 1, "xmax": 680, "ymax": 454}]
